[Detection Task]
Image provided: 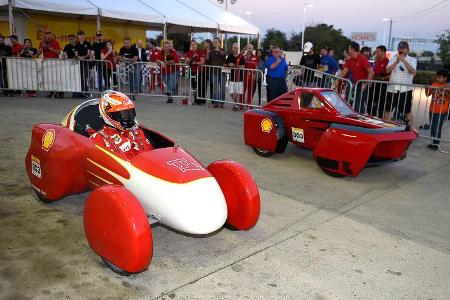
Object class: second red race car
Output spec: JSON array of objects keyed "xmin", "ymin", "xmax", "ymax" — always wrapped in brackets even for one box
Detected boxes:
[{"xmin": 244, "ymin": 88, "xmax": 418, "ymax": 177}]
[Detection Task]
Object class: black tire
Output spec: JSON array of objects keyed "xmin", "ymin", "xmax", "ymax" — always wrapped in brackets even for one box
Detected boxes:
[
  {"xmin": 101, "ymin": 257, "xmax": 133, "ymax": 276},
  {"xmin": 252, "ymin": 147, "xmax": 274, "ymax": 157},
  {"xmin": 322, "ymin": 168, "xmax": 346, "ymax": 178},
  {"xmin": 33, "ymin": 189, "xmax": 52, "ymax": 203},
  {"xmin": 223, "ymin": 223, "xmax": 239, "ymax": 231}
]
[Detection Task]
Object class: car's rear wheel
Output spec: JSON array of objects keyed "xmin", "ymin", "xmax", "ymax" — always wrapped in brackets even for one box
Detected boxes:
[
  {"xmin": 101, "ymin": 257, "xmax": 132, "ymax": 276},
  {"xmin": 252, "ymin": 147, "xmax": 274, "ymax": 157},
  {"xmin": 321, "ymin": 168, "xmax": 346, "ymax": 178},
  {"xmin": 33, "ymin": 189, "xmax": 51, "ymax": 203}
]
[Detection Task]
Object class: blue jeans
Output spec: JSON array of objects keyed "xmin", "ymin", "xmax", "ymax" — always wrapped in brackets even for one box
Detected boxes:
[
  {"xmin": 353, "ymin": 87, "xmax": 367, "ymax": 114},
  {"xmin": 267, "ymin": 77, "xmax": 287, "ymax": 102},
  {"xmin": 162, "ymin": 72, "xmax": 178, "ymax": 95},
  {"xmin": 429, "ymin": 112, "xmax": 446, "ymax": 145},
  {"xmin": 211, "ymin": 71, "xmax": 225, "ymax": 104}
]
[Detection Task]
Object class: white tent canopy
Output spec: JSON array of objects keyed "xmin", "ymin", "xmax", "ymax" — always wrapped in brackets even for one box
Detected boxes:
[
  {"xmin": 139, "ymin": 0, "xmax": 218, "ymax": 32},
  {"xmin": 4, "ymin": 0, "xmax": 259, "ymax": 35},
  {"xmin": 178, "ymin": 0, "xmax": 259, "ymax": 35}
]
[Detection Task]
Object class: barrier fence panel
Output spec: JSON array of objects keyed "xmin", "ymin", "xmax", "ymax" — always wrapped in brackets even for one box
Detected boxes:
[
  {"xmin": 354, "ymin": 79, "xmax": 450, "ymax": 144},
  {"xmin": 116, "ymin": 62, "xmax": 191, "ymax": 100},
  {"xmin": 287, "ymin": 65, "xmax": 353, "ymax": 102},
  {"xmin": 41, "ymin": 58, "xmax": 113, "ymax": 96},
  {"xmin": 0, "ymin": 57, "xmax": 40, "ymax": 94},
  {"xmin": 196, "ymin": 65, "xmax": 265, "ymax": 109}
]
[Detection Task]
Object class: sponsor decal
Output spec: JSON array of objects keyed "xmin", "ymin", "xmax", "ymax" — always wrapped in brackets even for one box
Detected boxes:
[
  {"xmin": 260, "ymin": 118, "xmax": 273, "ymax": 133},
  {"xmin": 112, "ymin": 134, "xmax": 122, "ymax": 144},
  {"xmin": 31, "ymin": 155, "xmax": 42, "ymax": 178},
  {"xmin": 292, "ymin": 127, "xmax": 305, "ymax": 143},
  {"xmin": 118, "ymin": 140, "xmax": 131, "ymax": 152},
  {"xmin": 167, "ymin": 158, "xmax": 204, "ymax": 172},
  {"xmin": 42, "ymin": 129, "xmax": 55, "ymax": 151}
]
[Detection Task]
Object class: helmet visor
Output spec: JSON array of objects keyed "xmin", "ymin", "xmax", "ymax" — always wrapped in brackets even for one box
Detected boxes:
[{"xmin": 108, "ymin": 108, "xmax": 136, "ymax": 129}]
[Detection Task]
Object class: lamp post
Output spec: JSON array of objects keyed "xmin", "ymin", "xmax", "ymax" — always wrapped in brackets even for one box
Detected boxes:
[
  {"xmin": 382, "ymin": 17, "xmax": 389, "ymax": 47},
  {"xmin": 301, "ymin": 2, "xmax": 313, "ymax": 54}
]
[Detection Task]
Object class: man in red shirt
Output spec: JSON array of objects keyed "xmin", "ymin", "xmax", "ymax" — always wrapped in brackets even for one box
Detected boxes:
[
  {"xmin": 37, "ymin": 29, "xmax": 63, "ymax": 98},
  {"xmin": 341, "ymin": 41, "xmax": 374, "ymax": 113},
  {"xmin": 37, "ymin": 29, "xmax": 61, "ymax": 59},
  {"xmin": 157, "ymin": 42, "xmax": 180, "ymax": 103},
  {"xmin": 9, "ymin": 35, "xmax": 23, "ymax": 56},
  {"xmin": 369, "ymin": 45, "xmax": 390, "ymax": 117}
]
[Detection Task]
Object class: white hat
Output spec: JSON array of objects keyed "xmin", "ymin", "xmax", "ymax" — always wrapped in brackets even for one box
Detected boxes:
[{"xmin": 303, "ymin": 42, "xmax": 313, "ymax": 52}]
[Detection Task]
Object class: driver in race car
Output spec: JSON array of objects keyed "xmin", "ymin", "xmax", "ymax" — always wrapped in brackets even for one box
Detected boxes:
[{"xmin": 91, "ymin": 91, "xmax": 153, "ymax": 160}]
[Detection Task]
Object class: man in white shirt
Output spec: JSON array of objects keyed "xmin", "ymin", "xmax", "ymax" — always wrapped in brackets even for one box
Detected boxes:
[{"xmin": 384, "ymin": 41, "xmax": 417, "ymax": 124}]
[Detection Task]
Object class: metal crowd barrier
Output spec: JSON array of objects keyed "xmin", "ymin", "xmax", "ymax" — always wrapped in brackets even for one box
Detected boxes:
[
  {"xmin": 196, "ymin": 65, "xmax": 265, "ymax": 109},
  {"xmin": 354, "ymin": 79, "xmax": 450, "ymax": 143},
  {"xmin": 0, "ymin": 57, "xmax": 114, "ymax": 96},
  {"xmin": 41, "ymin": 58, "xmax": 114, "ymax": 95},
  {"xmin": 287, "ymin": 65, "xmax": 353, "ymax": 102},
  {"xmin": 116, "ymin": 62, "xmax": 191, "ymax": 100}
]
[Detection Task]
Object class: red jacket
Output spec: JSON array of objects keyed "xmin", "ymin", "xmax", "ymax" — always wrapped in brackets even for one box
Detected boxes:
[
  {"xmin": 91, "ymin": 125, "xmax": 153, "ymax": 160},
  {"xmin": 159, "ymin": 49, "xmax": 180, "ymax": 75}
]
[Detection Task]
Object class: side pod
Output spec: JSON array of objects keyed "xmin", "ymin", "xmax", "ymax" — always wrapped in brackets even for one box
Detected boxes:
[{"xmin": 244, "ymin": 110, "xmax": 288, "ymax": 154}]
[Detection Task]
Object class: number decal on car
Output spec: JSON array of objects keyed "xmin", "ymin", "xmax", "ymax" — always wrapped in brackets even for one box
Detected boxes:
[
  {"xmin": 292, "ymin": 127, "xmax": 304, "ymax": 143},
  {"xmin": 31, "ymin": 155, "xmax": 42, "ymax": 178}
]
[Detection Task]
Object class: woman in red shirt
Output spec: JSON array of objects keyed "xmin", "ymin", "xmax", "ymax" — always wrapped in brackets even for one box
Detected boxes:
[
  {"xmin": 185, "ymin": 40, "xmax": 205, "ymax": 105},
  {"xmin": 101, "ymin": 41, "xmax": 117, "ymax": 89},
  {"xmin": 242, "ymin": 45, "xmax": 259, "ymax": 108}
]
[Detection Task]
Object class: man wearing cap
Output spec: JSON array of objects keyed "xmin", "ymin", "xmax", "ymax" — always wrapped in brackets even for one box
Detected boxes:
[
  {"xmin": 384, "ymin": 41, "xmax": 417, "ymax": 124},
  {"xmin": 92, "ymin": 31, "xmax": 108, "ymax": 91},
  {"xmin": 37, "ymin": 29, "xmax": 63, "ymax": 98},
  {"xmin": 299, "ymin": 42, "xmax": 321, "ymax": 87}
]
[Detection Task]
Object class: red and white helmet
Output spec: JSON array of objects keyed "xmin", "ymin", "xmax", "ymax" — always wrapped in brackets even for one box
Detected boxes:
[{"xmin": 99, "ymin": 91, "xmax": 137, "ymax": 131}]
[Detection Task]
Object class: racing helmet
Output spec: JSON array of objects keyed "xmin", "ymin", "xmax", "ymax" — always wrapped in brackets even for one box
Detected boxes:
[{"xmin": 99, "ymin": 91, "xmax": 137, "ymax": 131}]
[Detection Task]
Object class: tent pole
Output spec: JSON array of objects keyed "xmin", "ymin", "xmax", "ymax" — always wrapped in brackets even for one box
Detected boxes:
[
  {"xmin": 96, "ymin": 8, "xmax": 101, "ymax": 31},
  {"xmin": 8, "ymin": 0, "xmax": 14, "ymax": 35},
  {"xmin": 163, "ymin": 23, "xmax": 167, "ymax": 42}
]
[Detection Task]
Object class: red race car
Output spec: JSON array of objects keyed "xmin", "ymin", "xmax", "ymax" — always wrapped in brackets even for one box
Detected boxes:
[
  {"xmin": 244, "ymin": 88, "xmax": 418, "ymax": 177},
  {"xmin": 25, "ymin": 99, "xmax": 260, "ymax": 275}
]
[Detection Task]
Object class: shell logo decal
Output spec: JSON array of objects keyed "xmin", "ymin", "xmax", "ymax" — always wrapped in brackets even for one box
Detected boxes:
[
  {"xmin": 42, "ymin": 129, "xmax": 55, "ymax": 151},
  {"xmin": 260, "ymin": 118, "xmax": 273, "ymax": 133}
]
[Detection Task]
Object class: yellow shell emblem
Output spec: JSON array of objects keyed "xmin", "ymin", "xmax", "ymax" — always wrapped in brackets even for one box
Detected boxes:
[
  {"xmin": 260, "ymin": 118, "xmax": 273, "ymax": 133},
  {"xmin": 42, "ymin": 129, "xmax": 55, "ymax": 151}
]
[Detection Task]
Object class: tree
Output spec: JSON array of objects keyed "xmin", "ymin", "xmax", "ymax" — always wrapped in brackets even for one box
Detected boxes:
[
  {"xmin": 436, "ymin": 30, "xmax": 450, "ymax": 64},
  {"xmin": 262, "ymin": 28, "xmax": 288, "ymax": 50},
  {"xmin": 288, "ymin": 24, "xmax": 351, "ymax": 59}
]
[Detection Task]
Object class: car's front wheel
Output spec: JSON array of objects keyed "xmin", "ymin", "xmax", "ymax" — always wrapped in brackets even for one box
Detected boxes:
[{"xmin": 252, "ymin": 147, "xmax": 274, "ymax": 157}]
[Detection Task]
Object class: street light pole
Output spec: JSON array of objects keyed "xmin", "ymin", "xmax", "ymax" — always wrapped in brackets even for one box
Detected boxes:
[
  {"xmin": 388, "ymin": 19, "xmax": 393, "ymax": 50},
  {"xmin": 301, "ymin": 2, "xmax": 313, "ymax": 54}
]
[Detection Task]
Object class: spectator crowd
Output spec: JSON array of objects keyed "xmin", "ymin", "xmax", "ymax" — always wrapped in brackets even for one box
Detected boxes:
[{"xmin": 0, "ymin": 29, "xmax": 449, "ymax": 147}]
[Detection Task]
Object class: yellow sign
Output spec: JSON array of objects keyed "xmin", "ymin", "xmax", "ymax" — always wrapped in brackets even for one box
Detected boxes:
[
  {"xmin": 26, "ymin": 14, "xmax": 147, "ymax": 50},
  {"xmin": 260, "ymin": 118, "xmax": 273, "ymax": 133},
  {"xmin": 42, "ymin": 129, "xmax": 55, "ymax": 151}
]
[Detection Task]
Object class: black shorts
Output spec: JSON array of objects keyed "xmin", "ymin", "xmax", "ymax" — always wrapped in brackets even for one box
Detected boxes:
[{"xmin": 386, "ymin": 90, "xmax": 413, "ymax": 114}]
